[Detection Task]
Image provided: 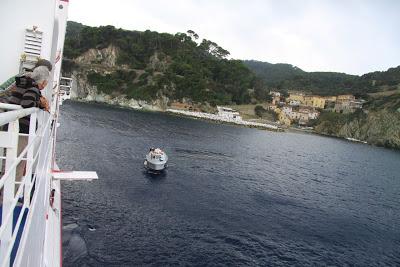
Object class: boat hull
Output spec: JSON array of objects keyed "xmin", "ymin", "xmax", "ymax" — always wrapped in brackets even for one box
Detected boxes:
[
  {"xmin": 144, "ymin": 152, "xmax": 168, "ymax": 171},
  {"xmin": 144, "ymin": 159, "xmax": 167, "ymax": 171}
]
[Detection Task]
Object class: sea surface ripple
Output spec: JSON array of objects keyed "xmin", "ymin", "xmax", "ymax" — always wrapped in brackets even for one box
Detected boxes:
[{"xmin": 58, "ymin": 101, "xmax": 400, "ymax": 266}]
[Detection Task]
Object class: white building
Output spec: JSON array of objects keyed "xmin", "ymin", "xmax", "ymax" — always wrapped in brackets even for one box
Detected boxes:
[
  {"xmin": 282, "ymin": 105, "xmax": 320, "ymax": 122},
  {"xmin": 269, "ymin": 91, "xmax": 281, "ymax": 97},
  {"xmin": 282, "ymin": 106, "xmax": 292, "ymax": 114},
  {"xmin": 308, "ymin": 111, "xmax": 320, "ymax": 120},
  {"xmin": 289, "ymin": 100, "xmax": 301, "ymax": 106},
  {"xmin": 217, "ymin": 106, "xmax": 242, "ymax": 121}
]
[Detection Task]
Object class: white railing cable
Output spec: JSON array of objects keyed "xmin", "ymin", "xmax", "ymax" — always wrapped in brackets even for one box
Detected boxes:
[
  {"xmin": 0, "ymin": 107, "xmax": 53, "ymax": 265},
  {"xmin": 23, "ymin": 111, "xmax": 36, "ymax": 208},
  {"xmin": 0, "ymin": 176, "xmax": 28, "ymax": 255},
  {"xmin": 13, "ymin": 113, "xmax": 56, "ymax": 265},
  {"xmin": 0, "ymin": 135, "xmax": 42, "ymax": 187},
  {"xmin": 0, "ymin": 109, "xmax": 51, "ymax": 184},
  {"xmin": 0, "ymin": 135, "xmax": 39, "ymax": 229},
  {"xmin": 0, "ymin": 120, "xmax": 18, "ymax": 266},
  {"xmin": 0, "ymin": 131, "xmax": 39, "ymax": 189},
  {"xmin": 0, "ymin": 116, "xmax": 50, "ymax": 194},
  {"xmin": 0, "ymin": 134, "xmax": 49, "ymax": 267}
]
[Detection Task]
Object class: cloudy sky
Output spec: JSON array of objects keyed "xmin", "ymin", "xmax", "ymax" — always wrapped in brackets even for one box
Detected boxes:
[{"xmin": 68, "ymin": 0, "xmax": 400, "ymax": 75}]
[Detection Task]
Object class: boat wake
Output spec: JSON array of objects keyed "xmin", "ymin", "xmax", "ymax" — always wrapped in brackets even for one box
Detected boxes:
[{"xmin": 175, "ymin": 148, "xmax": 232, "ymax": 160}]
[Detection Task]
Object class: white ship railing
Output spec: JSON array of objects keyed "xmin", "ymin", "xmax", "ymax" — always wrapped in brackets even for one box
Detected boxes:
[
  {"xmin": 0, "ymin": 103, "xmax": 21, "ymax": 111},
  {"xmin": 0, "ymin": 103, "xmax": 52, "ymax": 267}
]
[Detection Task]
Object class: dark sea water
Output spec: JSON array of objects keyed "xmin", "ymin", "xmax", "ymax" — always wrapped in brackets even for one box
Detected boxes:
[{"xmin": 58, "ymin": 101, "xmax": 400, "ymax": 267}]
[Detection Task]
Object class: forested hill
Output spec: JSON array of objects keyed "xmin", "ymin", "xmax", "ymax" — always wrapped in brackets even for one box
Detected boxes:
[
  {"xmin": 63, "ymin": 21, "xmax": 268, "ymax": 105},
  {"xmin": 244, "ymin": 60, "xmax": 400, "ymax": 96}
]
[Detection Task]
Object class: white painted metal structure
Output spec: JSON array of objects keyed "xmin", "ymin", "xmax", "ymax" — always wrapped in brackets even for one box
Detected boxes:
[
  {"xmin": 0, "ymin": 1, "xmax": 97, "ymax": 266},
  {"xmin": 0, "ymin": 104, "xmax": 51, "ymax": 267},
  {"xmin": 0, "ymin": 0, "xmax": 57, "ymax": 88},
  {"xmin": 52, "ymin": 171, "xmax": 98, "ymax": 181},
  {"xmin": 21, "ymin": 29, "xmax": 44, "ymax": 72}
]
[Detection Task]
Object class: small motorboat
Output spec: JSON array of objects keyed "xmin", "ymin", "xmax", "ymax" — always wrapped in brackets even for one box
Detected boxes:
[{"xmin": 144, "ymin": 148, "xmax": 168, "ymax": 172}]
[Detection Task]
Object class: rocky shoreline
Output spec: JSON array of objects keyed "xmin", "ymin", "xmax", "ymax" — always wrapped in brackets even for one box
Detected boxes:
[
  {"xmin": 166, "ymin": 109, "xmax": 283, "ymax": 131},
  {"xmin": 69, "ymin": 98, "xmax": 282, "ymax": 131},
  {"xmin": 68, "ymin": 98, "xmax": 399, "ymax": 150}
]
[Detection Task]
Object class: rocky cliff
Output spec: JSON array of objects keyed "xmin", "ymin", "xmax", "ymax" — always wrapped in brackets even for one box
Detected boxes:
[
  {"xmin": 65, "ymin": 45, "xmax": 168, "ymax": 111},
  {"xmin": 314, "ymin": 92, "xmax": 400, "ymax": 149}
]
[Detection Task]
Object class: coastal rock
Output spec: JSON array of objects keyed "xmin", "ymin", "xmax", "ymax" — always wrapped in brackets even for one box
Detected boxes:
[
  {"xmin": 148, "ymin": 52, "xmax": 170, "ymax": 72},
  {"xmin": 65, "ymin": 44, "xmax": 169, "ymax": 111},
  {"xmin": 316, "ymin": 110, "xmax": 400, "ymax": 149},
  {"xmin": 69, "ymin": 68, "xmax": 166, "ymax": 111},
  {"xmin": 75, "ymin": 45, "xmax": 119, "ymax": 68}
]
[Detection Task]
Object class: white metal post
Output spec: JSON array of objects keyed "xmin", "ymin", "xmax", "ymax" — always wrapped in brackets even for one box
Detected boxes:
[
  {"xmin": 0, "ymin": 120, "xmax": 19, "ymax": 266},
  {"xmin": 24, "ymin": 112, "xmax": 37, "ymax": 207},
  {"xmin": 0, "ymin": 147, "xmax": 3, "ymax": 175}
]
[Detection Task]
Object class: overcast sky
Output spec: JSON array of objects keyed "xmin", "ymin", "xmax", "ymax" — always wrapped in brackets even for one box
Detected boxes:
[{"xmin": 68, "ymin": 0, "xmax": 400, "ymax": 75}]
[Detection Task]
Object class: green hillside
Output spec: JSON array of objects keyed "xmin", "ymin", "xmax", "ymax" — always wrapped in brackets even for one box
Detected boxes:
[
  {"xmin": 244, "ymin": 60, "xmax": 400, "ymax": 96},
  {"xmin": 242, "ymin": 61, "xmax": 305, "ymax": 85},
  {"xmin": 63, "ymin": 21, "xmax": 268, "ymax": 105}
]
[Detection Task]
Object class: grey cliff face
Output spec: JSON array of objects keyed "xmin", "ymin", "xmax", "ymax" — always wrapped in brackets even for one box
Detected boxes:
[
  {"xmin": 317, "ymin": 110, "xmax": 400, "ymax": 149},
  {"xmin": 66, "ymin": 45, "xmax": 169, "ymax": 111}
]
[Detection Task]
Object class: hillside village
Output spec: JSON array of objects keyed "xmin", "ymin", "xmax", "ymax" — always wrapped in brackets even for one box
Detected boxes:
[
  {"xmin": 267, "ymin": 92, "xmax": 365, "ymax": 126},
  {"xmin": 164, "ymin": 91, "xmax": 367, "ymax": 130}
]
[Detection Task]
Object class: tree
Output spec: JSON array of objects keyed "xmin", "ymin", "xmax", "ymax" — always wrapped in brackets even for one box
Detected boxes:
[
  {"xmin": 254, "ymin": 105, "xmax": 266, "ymax": 117},
  {"xmin": 64, "ymin": 21, "xmax": 257, "ymax": 105},
  {"xmin": 187, "ymin": 30, "xmax": 199, "ymax": 40},
  {"xmin": 199, "ymin": 39, "xmax": 230, "ymax": 59}
]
